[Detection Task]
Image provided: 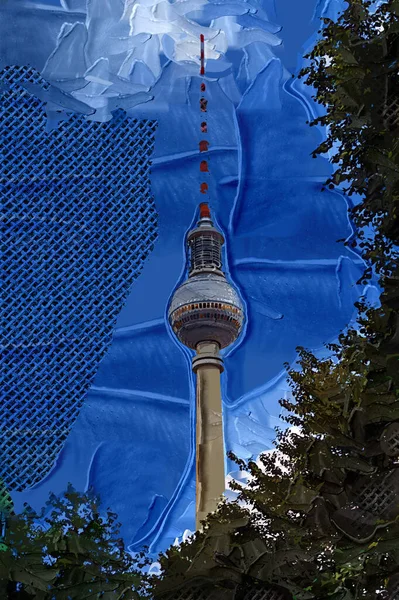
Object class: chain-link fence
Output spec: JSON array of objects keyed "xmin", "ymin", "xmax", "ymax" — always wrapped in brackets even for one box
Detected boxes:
[
  {"xmin": 157, "ymin": 583, "xmax": 288, "ymax": 600},
  {"xmin": 1, "ymin": 65, "xmax": 158, "ymax": 491}
]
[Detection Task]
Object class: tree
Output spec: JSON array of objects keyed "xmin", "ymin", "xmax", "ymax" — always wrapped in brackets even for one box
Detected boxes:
[
  {"xmin": 0, "ymin": 484, "xmax": 150, "ymax": 599},
  {"xmin": 149, "ymin": 2, "xmax": 399, "ymax": 599},
  {"xmin": 299, "ymin": 0, "xmax": 399, "ymax": 279}
]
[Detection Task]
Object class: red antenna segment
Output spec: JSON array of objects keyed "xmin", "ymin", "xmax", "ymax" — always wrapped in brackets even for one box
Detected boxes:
[
  {"xmin": 199, "ymin": 34, "xmax": 209, "ymax": 204},
  {"xmin": 200, "ymin": 34, "xmax": 205, "ymax": 75},
  {"xmin": 199, "ymin": 202, "xmax": 211, "ymax": 219}
]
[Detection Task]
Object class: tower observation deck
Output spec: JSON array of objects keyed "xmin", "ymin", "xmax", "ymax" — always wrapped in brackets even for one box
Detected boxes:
[{"xmin": 168, "ymin": 203, "xmax": 244, "ymax": 528}]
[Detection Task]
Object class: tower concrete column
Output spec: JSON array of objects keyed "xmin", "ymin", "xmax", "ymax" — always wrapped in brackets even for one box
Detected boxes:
[
  {"xmin": 168, "ymin": 203, "xmax": 245, "ymax": 529},
  {"xmin": 192, "ymin": 341, "xmax": 225, "ymax": 530}
]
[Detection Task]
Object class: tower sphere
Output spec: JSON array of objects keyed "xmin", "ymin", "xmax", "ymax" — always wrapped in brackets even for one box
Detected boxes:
[{"xmin": 168, "ymin": 204, "xmax": 244, "ymax": 350}]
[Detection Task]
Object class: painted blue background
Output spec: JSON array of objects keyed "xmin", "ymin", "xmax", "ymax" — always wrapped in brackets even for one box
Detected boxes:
[{"xmin": 2, "ymin": 0, "xmax": 377, "ymax": 557}]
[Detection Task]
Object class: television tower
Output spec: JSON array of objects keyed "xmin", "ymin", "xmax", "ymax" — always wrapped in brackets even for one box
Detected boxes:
[{"xmin": 168, "ymin": 203, "xmax": 244, "ymax": 528}]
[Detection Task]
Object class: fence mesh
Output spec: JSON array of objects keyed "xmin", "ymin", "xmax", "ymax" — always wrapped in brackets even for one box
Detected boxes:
[
  {"xmin": 382, "ymin": 94, "xmax": 399, "ymax": 131},
  {"xmin": 332, "ymin": 469, "xmax": 399, "ymax": 541},
  {"xmin": 242, "ymin": 587, "xmax": 286, "ymax": 600},
  {"xmin": 381, "ymin": 422, "xmax": 399, "ymax": 457},
  {"xmin": 1, "ymin": 65, "xmax": 158, "ymax": 491},
  {"xmin": 159, "ymin": 584, "xmax": 287, "ymax": 600}
]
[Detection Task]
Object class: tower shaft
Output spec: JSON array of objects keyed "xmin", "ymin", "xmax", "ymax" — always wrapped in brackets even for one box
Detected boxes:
[
  {"xmin": 168, "ymin": 203, "xmax": 244, "ymax": 529},
  {"xmin": 192, "ymin": 341, "xmax": 225, "ymax": 529}
]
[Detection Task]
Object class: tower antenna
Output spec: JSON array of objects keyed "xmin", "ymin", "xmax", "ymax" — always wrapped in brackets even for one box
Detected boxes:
[{"xmin": 199, "ymin": 34, "xmax": 209, "ymax": 203}]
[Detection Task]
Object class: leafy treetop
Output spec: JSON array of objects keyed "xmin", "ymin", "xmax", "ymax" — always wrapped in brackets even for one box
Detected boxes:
[{"xmin": 299, "ymin": 0, "xmax": 399, "ymax": 279}]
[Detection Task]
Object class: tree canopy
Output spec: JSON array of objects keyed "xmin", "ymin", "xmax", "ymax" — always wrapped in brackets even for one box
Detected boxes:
[
  {"xmin": 300, "ymin": 0, "xmax": 399, "ymax": 279},
  {"xmin": 0, "ymin": 484, "xmax": 150, "ymax": 599}
]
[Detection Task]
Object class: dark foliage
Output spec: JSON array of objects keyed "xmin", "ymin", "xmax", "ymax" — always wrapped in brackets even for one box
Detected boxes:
[
  {"xmin": 0, "ymin": 484, "xmax": 150, "ymax": 599},
  {"xmin": 299, "ymin": 0, "xmax": 399, "ymax": 279}
]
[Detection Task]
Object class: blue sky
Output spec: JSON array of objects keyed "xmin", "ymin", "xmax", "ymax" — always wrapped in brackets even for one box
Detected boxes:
[{"xmin": 2, "ymin": 0, "xmax": 376, "ymax": 555}]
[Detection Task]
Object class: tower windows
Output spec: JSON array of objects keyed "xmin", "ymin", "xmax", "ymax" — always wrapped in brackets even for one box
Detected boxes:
[{"xmin": 189, "ymin": 234, "xmax": 222, "ymax": 273}]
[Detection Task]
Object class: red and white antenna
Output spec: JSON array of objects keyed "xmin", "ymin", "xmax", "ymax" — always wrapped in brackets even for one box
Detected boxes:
[
  {"xmin": 199, "ymin": 34, "xmax": 209, "ymax": 203},
  {"xmin": 200, "ymin": 34, "xmax": 205, "ymax": 76}
]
